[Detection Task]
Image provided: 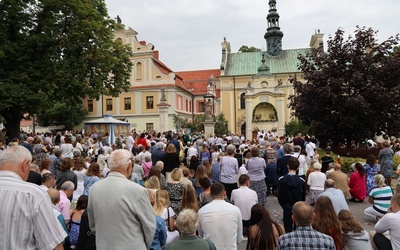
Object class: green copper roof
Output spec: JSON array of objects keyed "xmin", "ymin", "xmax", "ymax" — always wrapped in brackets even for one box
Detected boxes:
[{"xmin": 225, "ymin": 48, "xmax": 312, "ymax": 76}]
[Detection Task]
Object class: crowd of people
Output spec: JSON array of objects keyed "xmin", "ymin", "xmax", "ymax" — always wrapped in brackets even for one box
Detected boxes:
[{"xmin": 0, "ymin": 129, "xmax": 400, "ymax": 250}]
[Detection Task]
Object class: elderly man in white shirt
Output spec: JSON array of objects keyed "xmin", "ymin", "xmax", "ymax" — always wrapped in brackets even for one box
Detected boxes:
[
  {"xmin": 231, "ymin": 174, "xmax": 258, "ymax": 236},
  {"xmin": 186, "ymin": 142, "xmax": 198, "ymax": 167},
  {"xmin": 0, "ymin": 146, "xmax": 66, "ymax": 250},
  {"xmin": 198, "ymin": 182, "xmax": 242, "ymax": 250}
]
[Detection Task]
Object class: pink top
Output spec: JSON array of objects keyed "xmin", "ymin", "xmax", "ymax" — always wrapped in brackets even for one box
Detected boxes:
[
  {"xmin": 56, "ymin": 190, "xmax": 71, "ymax": 221},
  {"xmin": 142, "ymin": 162, "xmax": 152, "ymax": 177},
  {"xmin": 349, "ymin": 172, "xmax": 367, "ymax": 201}
]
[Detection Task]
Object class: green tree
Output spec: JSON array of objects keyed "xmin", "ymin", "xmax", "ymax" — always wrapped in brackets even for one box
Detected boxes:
[
  {"xmin": 172, "ymin": 114, "xmax": 188, "ymax": 131},
  {"xmin": 0, "ymin": 0, "xmax": 133, "ymax": 138},
  {"xmin": 238, "ymin": 45, "xmax": 261, "ymax": 52},
  {"xmin": 37, "ymin": 101, "xmax": 88, "ymax": 129},
  {"xmin": 214, "ymin": 113, "xmax": 229, "ymax": 135},
  {"xmin": 289, "ymin": 26, "xmax": 400, "ymax": 145},
  {"xmin": 284, "ymin": 120, "xmax": 309, "ymax": 137}
]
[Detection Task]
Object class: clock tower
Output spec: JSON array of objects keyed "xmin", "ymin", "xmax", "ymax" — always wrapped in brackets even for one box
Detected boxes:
[{"xmin": 264, "ymin": 0, "xmax": 284, "ymax": 56}]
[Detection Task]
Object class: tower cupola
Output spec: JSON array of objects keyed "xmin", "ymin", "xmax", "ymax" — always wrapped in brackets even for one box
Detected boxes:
[{"xmin": 264, "ymin": 0, "xmax": 284, "ymax": 56}]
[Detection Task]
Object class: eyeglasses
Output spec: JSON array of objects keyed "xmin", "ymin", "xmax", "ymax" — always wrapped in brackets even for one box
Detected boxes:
[{"xmin": 128, "ymin": 157, "xmax": 134, "ymax": 163}]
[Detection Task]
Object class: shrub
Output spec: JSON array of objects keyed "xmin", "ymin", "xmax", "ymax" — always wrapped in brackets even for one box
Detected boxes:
[{"xmin": 331, "ymin": 146, "xmax": 380, "ymax": 159}]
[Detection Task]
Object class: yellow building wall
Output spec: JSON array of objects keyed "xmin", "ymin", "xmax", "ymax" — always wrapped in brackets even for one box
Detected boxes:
[
  {"xmin": 151, "ymin": 67, "xmax": 171, "ymax": 81},
  {"xmin": 141, "ymin": 92, "xmax": 159, "ymax": 113},
  {"xmin": 83, "ymin": 97, "xmax": 98, "ymax": 116},
  {"xmin": 119, "ymin": 92, "xmax": 136, "ymax": 115},
  {"xmin": 221, "ymin": 90, "xmax": 233, "ymax": 130},
  {"xmin": 102, "ymin": 96, "xmax": 117, "ymax": 115}
]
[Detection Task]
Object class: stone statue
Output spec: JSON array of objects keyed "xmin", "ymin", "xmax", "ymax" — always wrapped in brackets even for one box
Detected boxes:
[
  {"xmin": 160, "ymin": 85, "xmax": 166, "ymax": 102},
  {"xmin": 205, "ymin": 99, "xmax": 213, "ymax": 119},
  {"xmin": 116, "ymin": 15, "xmax": 122, "ymax": 24}
]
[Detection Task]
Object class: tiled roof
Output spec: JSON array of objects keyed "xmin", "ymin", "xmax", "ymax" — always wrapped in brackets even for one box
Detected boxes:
[
  {"xmin": 150, "ymin": 56, "xmax": 188, "ymax": 91},
  {"xmin": 175, "ymin": 69, "xmax": 221, "ymax": 97},
  {"xmin": 152, "ymin": 58, "xmax": 173, "ymax": 75},
  {"xmin": 225, "ymin": 48, "xmax": 312, "ymax": 76}
]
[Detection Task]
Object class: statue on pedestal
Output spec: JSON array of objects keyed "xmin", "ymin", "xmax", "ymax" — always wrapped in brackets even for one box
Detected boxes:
[{"xmin": 205, "ymin": 99, "xmax": 213, "ymax": 120}]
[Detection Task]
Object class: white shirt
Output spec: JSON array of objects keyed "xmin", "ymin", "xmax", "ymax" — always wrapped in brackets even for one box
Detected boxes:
[
  {"xmin": 0, "ymin": 171, "xmax": 67, "ymax": 250},
  {"xmin": 239, "ymin": 143, "xmax": 247, "ymax": 150},
  {"xmin": 215, "ymin": 137, "xmax": 223, "ymax": 146},
  {"xmin": 126, "ymin": 135, "xmax": 134, "ymax": 152},
  {"xmin": 238, "ymin": 165, "xmax": 248, "ymax": 175},
  {"xmin": 187, "ymin": 147, "xmax": 198, "ymax": 158},
  {"xmin": 60, "ymin": 143, "xmax": 74, "ymax": 158},
  {"xmin": 138, "ymin": 151, "xmax": 151, "ymax": 165},
  {"xmin": 298, "ymin": 154, "xmax": 308, "ymax": 176},
  {"xmin": 307, "ymin": 171, "xmax": 326, "ymax": 191},
  {"xmin": 306, "ymin": 142, "xmax": 316, "ymax": 158},
  {"xmin": 198, "ymin": 200, "xmax": 242, "ymax": 250},
  {"xmin": 375, "ymin": 210, "xmax": 400, "ymax": 250},
  {"xmin": 230, "ymin": 186, "xmax": 258, "ymax": 221}
]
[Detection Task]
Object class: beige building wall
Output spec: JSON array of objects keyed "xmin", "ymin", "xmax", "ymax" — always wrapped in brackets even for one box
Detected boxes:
[{"xmin": 218, "ymin": 73, "xmax": 305, "ymax": 136}]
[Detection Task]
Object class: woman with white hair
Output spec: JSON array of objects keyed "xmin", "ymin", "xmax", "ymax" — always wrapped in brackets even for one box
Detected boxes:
[
  {"xmin": 364, "ymin": 174, "xmax": 394, "ymax": 220},
  {"xmin": 306, "ymin": 162, "xmax": 326, "ymax": 205},
  {"xmin": 163, "ymin": 209, "xmax": 216, "ymax": 250}
]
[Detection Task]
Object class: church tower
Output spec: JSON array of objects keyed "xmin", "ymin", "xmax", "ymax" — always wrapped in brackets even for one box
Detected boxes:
[{"xmin": 264, "ymin": 0, "xmax": 284, "ymax": 56}]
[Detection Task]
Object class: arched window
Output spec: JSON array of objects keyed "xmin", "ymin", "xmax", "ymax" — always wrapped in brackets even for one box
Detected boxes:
[
  {"xmin": 136, "ymin": 62, "xmax": 142, "ymax": 81},
  {"xmin": 240, "ymin": 93, "xmax": 246, "ymax": 109}
]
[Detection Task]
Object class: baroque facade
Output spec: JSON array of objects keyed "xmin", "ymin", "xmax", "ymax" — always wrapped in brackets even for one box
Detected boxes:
[
  {"xmin": 218, "ymin": 0, "xmax": 323, "ymax": 139},
  {"xmin": 83, "ymin": 27, "xmax": 220, "ymax": 133},
  {"xmin": 81, "ymin": 0, "xmax": 323, "ymax": 138}
]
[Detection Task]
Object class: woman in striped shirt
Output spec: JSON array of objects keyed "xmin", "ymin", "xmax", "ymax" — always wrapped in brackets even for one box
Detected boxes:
[{"xmin": 364, "ymin": 174, "xmax": 393, "ymax": 221}]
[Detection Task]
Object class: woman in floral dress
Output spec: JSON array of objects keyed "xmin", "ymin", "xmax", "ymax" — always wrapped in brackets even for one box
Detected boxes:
[
  {"xmin": 165, "ymin": 168, "xmax": 184, "ymax": 215},
  {"xmin": 378, "ymin": 141, "xmax": 394, "ymax": 186},
  {"xmin": 364, "ymin": 154, "xmax": 380, "ymax": 194}
]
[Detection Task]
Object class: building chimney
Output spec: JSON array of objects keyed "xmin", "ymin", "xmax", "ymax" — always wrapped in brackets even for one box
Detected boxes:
[{"xmin": 153, "ymin": 50, "xmax": 159, "ymax": 60}]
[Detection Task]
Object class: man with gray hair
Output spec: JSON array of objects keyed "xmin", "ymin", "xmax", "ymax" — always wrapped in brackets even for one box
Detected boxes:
[
  {"xmin": 0, "ymin": 146, "xmax": 66, "ymax": 250},
  {"xmin": 56, "ymin": 180, "xmax": 75, "ymax": 225},
  {"xmin": 164, "ymin": 209, "xmax": 216, "ymax": 249},
  {"xmin": 325, "ymin": 162, "xmax": 336, "ymax": 179},
  {"xmin": 151, "ymin": 142, "xmax": 165, "ymax": 166},
  {"xmin": 87, "ymin": 149, "xmax": 156, "ymax": 250}
]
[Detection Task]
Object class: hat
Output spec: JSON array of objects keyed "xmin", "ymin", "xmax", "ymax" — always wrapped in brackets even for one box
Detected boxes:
[{"xmin": 313, "ymin": 162, "xmax": 322, "ymax": 170}]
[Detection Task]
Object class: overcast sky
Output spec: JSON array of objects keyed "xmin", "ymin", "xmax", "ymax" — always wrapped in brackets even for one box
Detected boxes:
[{"xmin": 105, "ymin": 0, "xmax": 400, "ymax": 72}]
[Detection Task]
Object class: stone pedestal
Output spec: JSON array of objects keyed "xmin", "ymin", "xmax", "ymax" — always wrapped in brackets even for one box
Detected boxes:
[
  {"xmin": 204, "ymin": 119, "xmax": 215, "ymax": 138},
  {"xmin": 157, "ymin": 103, "xmax": 170, "ymax": 132},
  {"xmin": 245, "ymin": 94, "xmax": 253, "ymax": 140}
]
